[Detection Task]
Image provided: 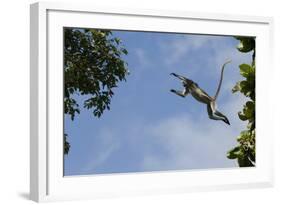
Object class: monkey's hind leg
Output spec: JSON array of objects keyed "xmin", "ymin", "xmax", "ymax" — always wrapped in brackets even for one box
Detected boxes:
[
  {"xmin": 170, "ymin": 88, "xmax": 189, "ymax": 98},
  {"xmin": 214, "ymin": 110, "xmax": 226, "ymax": 118},
  {"xmin": 214, "ymin": 110, "xmax": 230, "ymax": 125},
  {"xmin": 207, "ymin": 104, "xmax": 223, "ymax": 121}
]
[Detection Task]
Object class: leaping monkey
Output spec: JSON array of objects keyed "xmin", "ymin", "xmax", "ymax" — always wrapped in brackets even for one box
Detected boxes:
[{"xmin": 170, "ymin": 60, "xmax": 231, "ymax": 125}]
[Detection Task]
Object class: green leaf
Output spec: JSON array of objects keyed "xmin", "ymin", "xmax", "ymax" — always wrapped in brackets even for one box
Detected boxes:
[
  {"xmin": 232, "ymin": 82, "xmax": 241, "ymax": 93},
  {"xmin": 239, "ymin": 64, "xmax": 253, "ymax": 78},
  {"xmin": 238, "ymin": 111, "xmax": 248, "ymax": 121},
  {"xmin": 244, "ymin": 101, "xmax": 255, "ymax": 119},
  {"xmin": 227, "ymin": 146, "xmax": 241, "ymax": 159},
  {"xmin": 238, "ymin": 156, "xmax": 254, "ymax": 167},
  {"xmin": 64, "ymin": 134, "xmax": 71, "ymax": 155},
  {"xmin": 114, "ymin": 38, "xmax": 121, "ymax": 44},
  {"xmin": 235, "ymin": 37, "xmax": 255, "ymax": 53}
]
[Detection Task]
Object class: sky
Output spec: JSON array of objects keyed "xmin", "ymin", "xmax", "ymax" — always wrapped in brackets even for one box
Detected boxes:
[{"xmin": 64, "ymin": 30, "xmax": 253, "ymax": 176}]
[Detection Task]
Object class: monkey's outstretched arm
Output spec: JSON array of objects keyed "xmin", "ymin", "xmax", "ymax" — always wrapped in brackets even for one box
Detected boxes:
[
  {"xmin": 170, "ymin": 88, "xmax": 189, "ymax": 98},
  {"xmin": 170, "ymin": 73, "xmax": 187, "ymax": 81},
  {"xmin": 213, "ymin": 60, "xmax": 231, "ymax": 101}
]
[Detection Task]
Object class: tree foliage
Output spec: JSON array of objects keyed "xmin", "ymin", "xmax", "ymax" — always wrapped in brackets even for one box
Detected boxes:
[
  {"xmin": 64, "ymin": 28, "xmax": 129, "ymax": 154},
  {"xmin": 64, "ymin": 134, "xmax": 70, "ymax": 155},
  {"xmin": 227, "ymin": 37, "xmax": 256, "ymax": 167}
]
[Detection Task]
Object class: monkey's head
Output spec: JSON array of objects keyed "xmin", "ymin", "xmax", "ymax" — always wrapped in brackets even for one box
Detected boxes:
[
  {"xmin": 170, "ymin": 72, "xmax": 194, "ymax": 87},
  {"xmin": 183, "ymin": 80, "xmax": 197, "ymax": 89},
  {"xmin": 181, "ymin": 77, "xmax": 193, "ymax": 85}
]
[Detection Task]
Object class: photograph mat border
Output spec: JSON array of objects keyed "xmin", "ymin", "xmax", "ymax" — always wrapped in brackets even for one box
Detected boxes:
[{"xmin": 30, "ymin": 2, "xmax": 274, "ymax": 202}]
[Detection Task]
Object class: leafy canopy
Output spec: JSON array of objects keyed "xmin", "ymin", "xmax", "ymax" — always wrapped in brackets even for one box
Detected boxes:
[
  {"xmin": 227, "ymin": 37, "xmax": 255, "ymax": 167},
  {"xmin": 63, "ymin": 28, "xmax": 129, "ymax": 154}
]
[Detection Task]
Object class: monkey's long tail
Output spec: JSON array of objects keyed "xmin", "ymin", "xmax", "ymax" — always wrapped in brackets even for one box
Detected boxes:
[{"xmin": 213, "ymin": 60, "xmax": 232, "ymax": 100}]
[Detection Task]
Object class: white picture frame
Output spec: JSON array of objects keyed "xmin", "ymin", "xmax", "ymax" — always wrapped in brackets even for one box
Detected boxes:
[{"xmin": 30, "ymin": 1, "xmax": 274, "ymax": 202}]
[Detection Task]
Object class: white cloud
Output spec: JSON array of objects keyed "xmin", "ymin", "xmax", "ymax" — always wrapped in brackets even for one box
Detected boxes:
[
  {"xmin": 77, "ymin": 87, "xmax": 247, "ymax": 174},
  {"xmin": 81, "ymin": 129, "xmax": 120, "ymax": 173},
  {"xmin": 159, "ymin": 34, "xmax": 252, "ymax": 81},
  {"xmin": 135, "ymin": 48, "xmax": 150, "ymax": 68},
  {"xmin": 161, "ymin": 35, "xmax": 220, "ymax": 66},
  {"xmin": 128, "ymin": 48, "xmax": 153, "ymax": 86},
  {"xmin": 140, "ymin": 95, "xmax": 246, "ymax": 171}
]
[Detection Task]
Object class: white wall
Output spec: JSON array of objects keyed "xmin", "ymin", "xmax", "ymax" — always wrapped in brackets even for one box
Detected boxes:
[{"xmin": 0, "ymin": 0, "xmax": 280, "ymax": 204}]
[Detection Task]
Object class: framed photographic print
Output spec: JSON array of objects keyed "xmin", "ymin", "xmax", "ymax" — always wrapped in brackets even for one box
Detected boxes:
[{"xmin": 30, "ymin": 2, "xmax": 274, "ymax": 202}]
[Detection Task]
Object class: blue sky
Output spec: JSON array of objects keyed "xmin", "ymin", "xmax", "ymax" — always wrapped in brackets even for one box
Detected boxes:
[{"xmin": 64, "ymin": 30, "xmax": 252, "ymax": 176}]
